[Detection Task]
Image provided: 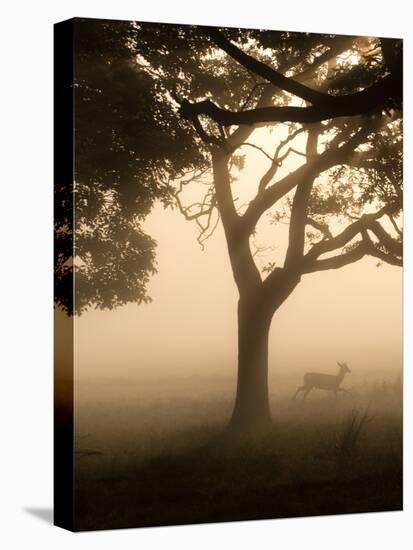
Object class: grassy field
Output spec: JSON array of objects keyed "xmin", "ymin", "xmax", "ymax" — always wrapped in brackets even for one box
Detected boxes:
[{"xmin": 74, "ymin": 373, "xmax": 402, "ymax": 531}]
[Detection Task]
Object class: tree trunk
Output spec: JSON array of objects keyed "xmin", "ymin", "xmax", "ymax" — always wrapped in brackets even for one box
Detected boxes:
[{"xmin": 229, "ymin": 297, "xmax": 273, "ymax": 435}]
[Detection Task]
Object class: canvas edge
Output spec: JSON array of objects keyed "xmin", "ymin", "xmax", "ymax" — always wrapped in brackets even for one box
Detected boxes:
[{"xmin": 53, "ymin": 18, "xmax": 76, "ymax": 532}]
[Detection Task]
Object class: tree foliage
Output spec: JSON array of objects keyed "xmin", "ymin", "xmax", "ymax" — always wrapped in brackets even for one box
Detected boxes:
[
  {"xmin": 55, "ymin": 19, "xmax": 207, "ymax": 314},
  {"xmin": 54, "ymin": 19, "xmax": 402, "ymax": 315}
]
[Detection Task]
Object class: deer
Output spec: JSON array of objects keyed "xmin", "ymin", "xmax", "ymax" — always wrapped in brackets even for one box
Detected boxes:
[{"xmin": 293, "ymin": 362, "xmax": 351, "ymax": 399}]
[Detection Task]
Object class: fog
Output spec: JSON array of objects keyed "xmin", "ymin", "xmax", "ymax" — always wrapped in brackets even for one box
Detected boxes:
[{"xmin": 73, "ymin": 127, "xmax": 402, "ymax": 386}]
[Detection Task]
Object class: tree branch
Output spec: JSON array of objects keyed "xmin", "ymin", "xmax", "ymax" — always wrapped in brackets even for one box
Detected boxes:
[
  {"xmin": 258, "ymin": 127, "xmax": 305, "ymax": 192},
  {"xmin": 191, "ymin": 115, "xmax": 223, "ymax": 146},
  {"xmin": 243, "ymin": 121, "xmax": 378, "ymax": 233},
  {"xmin": 203, "ymin": 27, "xmax": 332, "ymax": 105},
  {"xmin": 212, "ymin": 149, "xmax": 262, "ymax": 293},
  {"xmin": 284, "ymin": 124, "xmax": 321, "ymax": 266},
  {"xmin": 188, "ymin": 37, "xmax": 361, "ymax": 153},
  {"xmin": 175, "ymin": 188, "xmax": 215, "ymax": 222},
  {"xmin": 303, "ymin": 242, "xmax": 368, "ymax": 273},
  {"xmin": 306, "ymin": 217, "xmax": 333, "ymax": 239},
  {"xmin": 365, "ymin": 245, "xmax": 402, "ymax": 266},
  {"xmin": 240, "ymin": 142, "xmax": 274, "ymax": 162},
  {"xmin": 305, "ymin": 205, "xmax": 390, "ymax": 261},
  {"xmin": 369, "ymin": 220, "xmax": 402, "ymax": 256},
  {"xmin": 179, "ymin": 72, "xmax": 401, "ymax": 126},
  {"xmin": 388, "ymin": 213, "xmax": 402, "ymax": 237},
  {"xmin": 302, "ymin": 230, "xmax": 402, "ymax": 273},
  {"xmin": 239, "ymin": 82, "xmax": 271, "ymax": 111}
]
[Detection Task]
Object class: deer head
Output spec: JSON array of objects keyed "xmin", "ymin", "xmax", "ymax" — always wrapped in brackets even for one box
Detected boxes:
[{"xmin": 337, "ymin": 361, "xmax": 351, "ymax": 373}]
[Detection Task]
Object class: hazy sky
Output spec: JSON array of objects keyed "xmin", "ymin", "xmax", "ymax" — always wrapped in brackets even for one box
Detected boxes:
[{"xmin": 73, "ymin": 127, "xmax": 402, "ymax": 382}]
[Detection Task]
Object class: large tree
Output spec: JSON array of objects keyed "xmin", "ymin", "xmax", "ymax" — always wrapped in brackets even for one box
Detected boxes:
[
  {"xmin": 55, "ymin": 19, "xmax": 402, "ymax": 433},
  {"xmin": 174, "ymin": 28, "xmax": 403, "ymax": 432}
]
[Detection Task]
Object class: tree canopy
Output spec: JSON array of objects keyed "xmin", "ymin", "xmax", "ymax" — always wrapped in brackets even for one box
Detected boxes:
[
  {"xmin": 55, "ymin": 19, "xmax": 208, "ymax": 314},
  {"xmin": 54, "ymin": 19, "xmax": 402, "ymax": 315}
]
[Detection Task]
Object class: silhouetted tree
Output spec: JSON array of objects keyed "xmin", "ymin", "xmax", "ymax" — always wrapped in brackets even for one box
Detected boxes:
[
  {"xmin": 55, "ymin": 20, "xmax": 402, "ymax": 433},
  {"xmin": 55, "ymin": 20, "xmax": 207, "ymax": 313}
]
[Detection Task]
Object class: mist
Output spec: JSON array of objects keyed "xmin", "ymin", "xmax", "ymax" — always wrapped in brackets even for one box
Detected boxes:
[
  {"xmin": 56, "ymin": 21, "xmax": 403, "ymax": 530},
  {"xmin": 73, "ymin": 160, "xmax": 402, "ymax": 386}
]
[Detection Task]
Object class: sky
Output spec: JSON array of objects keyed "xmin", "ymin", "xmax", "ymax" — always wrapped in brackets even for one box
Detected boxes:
[{"xmin": 72, "ymin": 126, "xmax": 403, "ymax": 385}]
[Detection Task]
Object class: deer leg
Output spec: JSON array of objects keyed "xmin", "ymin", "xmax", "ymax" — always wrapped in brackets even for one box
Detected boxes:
[
  {"xmin": 302, "ymin": 387, "xmax": 312, "ymax": 399},
  {"xmin": 293, "ymin": 386, "xmax": 305, "ymax": 399}
]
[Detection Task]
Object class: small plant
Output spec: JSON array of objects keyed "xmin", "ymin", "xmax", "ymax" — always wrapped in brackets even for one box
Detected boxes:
[{"xmin": 334, "ymin": 408, "xmax": 371, "ymax": 472}]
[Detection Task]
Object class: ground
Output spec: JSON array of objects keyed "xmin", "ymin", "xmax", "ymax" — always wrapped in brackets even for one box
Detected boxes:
[{"xmin": 74, "ymin": 372, "xmax": 402, "ymax": 531}]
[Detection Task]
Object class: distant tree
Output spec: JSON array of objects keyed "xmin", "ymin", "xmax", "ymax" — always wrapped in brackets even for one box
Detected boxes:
[{"xmin": 55, "ymin": 20, "xmax": 402, "ymax": 433}]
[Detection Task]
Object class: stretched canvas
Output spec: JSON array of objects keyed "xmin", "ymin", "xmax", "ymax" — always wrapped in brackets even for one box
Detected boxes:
[{"xmin": 54, "ymin": 17, "xmax": 403, "ymax": 531}]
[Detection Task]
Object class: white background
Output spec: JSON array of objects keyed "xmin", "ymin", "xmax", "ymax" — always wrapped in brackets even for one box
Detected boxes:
[{"xmin": 0, "ymin": 0, "xmax": 411, "ymax": 548}]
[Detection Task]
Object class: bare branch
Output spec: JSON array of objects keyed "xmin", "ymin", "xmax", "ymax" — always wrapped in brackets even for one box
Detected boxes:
[
  {"xmin": 239, "ymin": 82, "xmax": 270, "ymax": 111},
  {"xmin": 251, "ymin": 241, "xmax": 275, "ymax": 258},
  {"xmin": 388, "ymin": 213, "xmax": 402, "ymax": 237},
  {"xmin": 241, "ymin": 142, "xmax": 274, "ymax": 162},
  {"xmin": 258, "ymin": 127, "xmax": 305, "ymax": 193},
  {"xmin": 174, "ymin": 170, "xmax": 216, "ymax": 222},
  {"xmin": 197, "ymin": 201, "xmax": 220, "ymax": 249},
  {"xmin": 243, "ymin": 121, "xmax": 379, "ymax": 234},
  {"xmin": 175, "ymin": 192, "xmax": 215, "ymax": 222},
  {"xmin": 306, "ymin": 217, "xmax": 333, "ymax": 240}
]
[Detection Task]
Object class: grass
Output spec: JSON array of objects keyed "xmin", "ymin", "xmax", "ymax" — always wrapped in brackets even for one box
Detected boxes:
[
  {"xmin": 73, "ymin": 376, "xmax": 402, "ymax": 531},
  {"xmin": 334, "ymin": 408, "xmax": 371, "ymax": 469}
]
